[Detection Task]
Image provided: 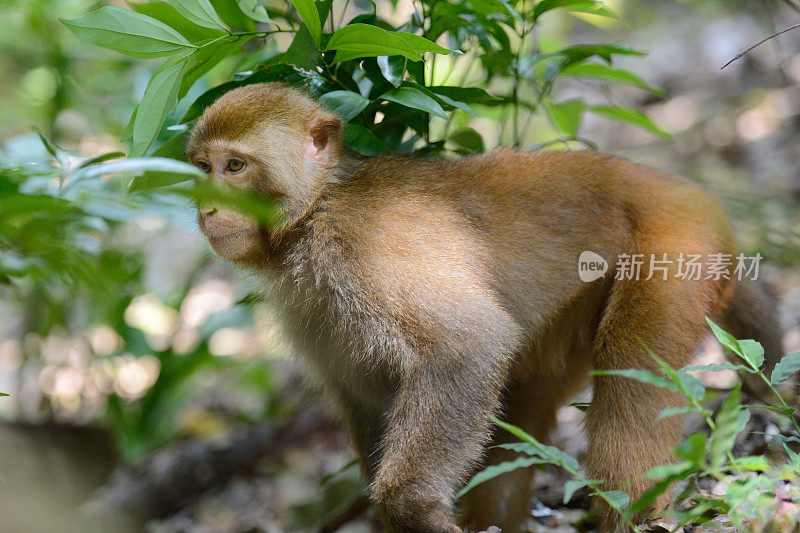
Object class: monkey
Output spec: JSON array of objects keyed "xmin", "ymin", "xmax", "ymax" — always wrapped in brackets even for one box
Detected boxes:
[{"xmin": 185, "ymin": 82, "xmax": 783, "ymax": 532}]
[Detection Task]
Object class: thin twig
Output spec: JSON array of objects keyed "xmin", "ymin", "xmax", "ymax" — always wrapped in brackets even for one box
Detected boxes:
[
  {"xmin": 721, "ymin": 22, "xmax": 800, "ymax": 69},
  {"xmin": 336, "ymin": 0, "xmax": 352, "ymax": 30}
]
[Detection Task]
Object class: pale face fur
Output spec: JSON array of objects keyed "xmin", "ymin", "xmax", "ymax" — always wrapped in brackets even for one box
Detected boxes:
[
  {"xmin": 187, "ymin": 83, "xmax": 341, "ymax": 262},
  {"xmin": 189, "ymin": 137, "xmax": 264, "ymax": 260}
]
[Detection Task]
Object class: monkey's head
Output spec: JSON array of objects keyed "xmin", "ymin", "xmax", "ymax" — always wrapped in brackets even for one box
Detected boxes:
[{"xmin": 186, "ymin": 82, "xmax": 342, "ymax": 262}]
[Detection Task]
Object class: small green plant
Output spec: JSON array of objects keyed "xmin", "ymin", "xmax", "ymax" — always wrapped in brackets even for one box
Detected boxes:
[
  {"xmin": 62, "ymin": 0, "xmax": 668, "ymax": 165},
  {"xmin": 1, "ymin": 133, "xmax": 277, "ymax": 457},
  {"xmin": 458, "ymin": 415, "xmax": 638, "ymax": 529},
  {"xmin": 461, "ymin": 319, "xmax": 800, "ymax": 530}
]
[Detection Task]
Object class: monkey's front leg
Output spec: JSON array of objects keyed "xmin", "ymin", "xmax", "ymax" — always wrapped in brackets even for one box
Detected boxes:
[{"xmin": 370, "ymin": 356, "xmax": 509, "ymax": 533}]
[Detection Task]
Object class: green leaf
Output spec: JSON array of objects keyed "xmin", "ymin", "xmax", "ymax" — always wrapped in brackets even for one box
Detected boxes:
[
  {"xmin": 533, "ymin": 0, "xmax": 617, "ymax": 21},
  {"xmin": 588, "ymin": 105, "xmax": 670, "ymax": 138},
  {"xmin": 130, "ymin": 2, "xmax": 226, "ymax": 42},
  {"xmin": 185, "ymin": 182, "xmax": 282, "ymax": 225},
  {"xmin": 394, "ymin": 32, "xmax": 453, "ymax": 55},
  {"xmin": 744, "ymin": 404, "xmax": 794, "ymax": 416},
  {"xmin": 345, "ymin": 124, "xmax": 386, "ymax": 156},
  {"xmin": 706, "ymin": 318, "xmax": 741, "ymax": 353},
  {"xmin": 563, "ymin": 479, "xmax": 588, "ymax": 504},
  {"xmin": 128, "ymin": 160, "xmax": 203, "ymax": 191},
  {"xmin": 327, "ymin": 24, "xmax": 421, "ymax": 62},
  {"xmin": 211, "ymin": 0, "xmax": 256, "ymax": 30},
  {"xmin": 645, "ymin": 461, "xmax": 694, "ymax": 479},
  {"xmin": 179, "ymin": 38, "xmax": 243, "ymax": 96},
  {"xmin": 449, "ymin": 128, "xmax": 485, "ymax": 153},
  {"xmin": 274, "ymin": 22, "xmax": 319, "ymax": 69},
  {"xmin": 706, "ymin": 317, "xmax": 764, "ymax": 370},
  {"xmin": 493, "ymin": 418, "xmax": 580, "ymax": 471},
  {"xmin": 0, "ymin": 393, "xmax": 9, "ymax": 397},
  {"xmin": 631, "ymin": 462, "xmax": 692, "ymax": 516},
  {"xmin": 598, "ymin": 489, "xmax": 629, "ymax": 511},
  {"xmin": 396, "ymin": 82, "xmax": 475, "ymax": 116},
  {"xmin": 675, "ymin": 370, "xmax": 706, "ymax": 401},
  {"xmin": 736, "ymin": 406, "xmax": 750, "ymax": 434},
  {"xmin": 682, "ymin": 362, "xmax": 752, "ymax": 373},
  {"xmin": 591, "ymin": 368, "xmax": 678, "ymax": 392},
  {"xmin": 556, "ymin": 44, "xmax": 645, "ymax": 65},
  {"xmin": 739, "ymin": 340, "xmax": 765, "ymax": 370},
  {"xmin": 289, "ymin": 0, "xmax": 321, "ymax": 48},
  {"xmin": 236, "ymin": 0, "xmax": 272, "ymax": 23},
  {"xmin": 380, "ymin": 85, "xmax": 447, "ymax": 119},
  {"xmin": 69, "ymin": 157, "xmax": 204, "ymax": 186},
  {"xmin": 35, "ymin": 129, "xmax": 70, "ymax": 168},
  {"xmin": 168, "ymin": 0, "xmax": 224, "ymax": 29},
  {"xmin": 709, "ymin": 383, "xmax": 742, "ymax": 468},
  {"xmin": 771, "ymin": 353, "xmax": 800, "ymax": 384},
  {"xmin": 426, "ymin": 86, "xmax": 503, "ymax": 105},
  {"xmin": 647, "ymin": 350, "xmax": 706, "ymax": 401},
  {"xmin": 428, "ymin": 91, "xmax": 476, "ymax": 116},
  {"xmin": 150, "ymin": 131, "xmax": 191, "ymax": 160},
  {"xmin": 676, "ymin": 432, "xmax": 708, "ymax": 465},
  {"xmin": 729, "ymin": 455, "xmax": 768, "ymax": 472},
  {"xmin": 121, "ymin": 105, "xmax": 138, "ymax": 143},
  {"xmin": 468, "ymin": 0, "xmax": 523, "ymax": 22},
  {"xmin": 546, "ymin": 99, "xmax": 584, "ymax": 137},
  {"xmin": 78, "ymin": 151, "xmax": 127, "ymax": 168},
  {"xmin": 784, "ymin": 443, "xmax": 800, "ymax": 472},
  {"xmin": 658, "ymin": 405, "xmax": 698, "ymax": 419},
  {"xmin": 62, "ymin": 6, "xmax": 196, "ymax": 59},
  {"xmin": 561, "ymin": 63, "xmax": 665, "ymax": 96},
  {"xmin": 318, "ymin": 91, "xmax": 371, "ymax": 121},
  {"xmin": 377, "ymin": 55, "xmax": 406, "ymax": 87},
  {"xmin": 491, "ymin": 442, "xmax": 538, "ymax": 454},
  {"xmin": 130, "ymin": 55, "xmax": 189, "ymax": 157},
  {"xmin": 457, "ymin": 456, "xmax": 548, "ymax": 497}
]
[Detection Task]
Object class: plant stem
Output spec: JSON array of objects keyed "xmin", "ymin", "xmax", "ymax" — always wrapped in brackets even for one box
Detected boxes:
[
  {"xmin": 756, "ymin": 372, "xmax": 800, "ymax": 435},
  {"xmin": 337, "ymin": 0, "xmax": 352, "ymax": 30},
  {"xmin": 230, "ymin": 29, "xmax": 293, "ymax": 38},
  {"xmin": 512, "ymin": 0, "xmax": 532, "ymax": 147}
]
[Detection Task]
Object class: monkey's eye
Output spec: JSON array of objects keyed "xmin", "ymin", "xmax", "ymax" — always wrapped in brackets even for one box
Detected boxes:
[
  {"xmin": 226, "ymin": 158, "xmax": 245, "ymax": 172},
  {"xmin": 196, "ymin": 161, "xmax": 212, "ymax": 173}
]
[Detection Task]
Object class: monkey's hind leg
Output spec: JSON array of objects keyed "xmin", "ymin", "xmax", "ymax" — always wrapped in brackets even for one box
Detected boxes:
[
  {"xmin": 459, "ymin": 366, "xmax": 590, "ymax": 533},
  {"xmin": 585, "ymin": 271, "xmax": 731, "ymax": 531}
]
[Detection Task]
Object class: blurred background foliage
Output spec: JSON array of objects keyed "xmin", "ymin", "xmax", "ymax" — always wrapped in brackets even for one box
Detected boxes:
[{"xmin": 0, "ymin": 0, "xmax": 799, "ymax": 531}]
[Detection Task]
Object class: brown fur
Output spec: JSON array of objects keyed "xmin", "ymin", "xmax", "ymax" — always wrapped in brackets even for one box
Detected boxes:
[{"xmin": 187, "ymin": 83, "xmax": 780, "ymax": 532}]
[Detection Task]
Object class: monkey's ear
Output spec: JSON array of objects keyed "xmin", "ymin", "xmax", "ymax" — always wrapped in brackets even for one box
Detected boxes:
[{"xmin": 307, "ymin": 113, "xmax": 342, "ymax": 168}]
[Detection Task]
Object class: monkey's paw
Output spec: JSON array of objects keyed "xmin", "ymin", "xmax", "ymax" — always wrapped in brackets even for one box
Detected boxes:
[{"xmin": 372, "ymin": 487, "xmax": 461, "ymax": 533}]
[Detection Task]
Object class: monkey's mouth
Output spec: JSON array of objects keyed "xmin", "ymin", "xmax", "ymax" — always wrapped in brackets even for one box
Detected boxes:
[
  {"xmin": 204, "ymin": 228, "xmax": 263, "ymax": 260},
  {"xmin": 205, "ymin": 228, "xmax": 260, "ymax": 243}
]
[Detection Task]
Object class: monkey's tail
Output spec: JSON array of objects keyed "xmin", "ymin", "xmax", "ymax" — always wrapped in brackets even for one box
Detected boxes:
[{"xmin": 719, "ymin": 277, "xmax": 785, "ymax": 399}]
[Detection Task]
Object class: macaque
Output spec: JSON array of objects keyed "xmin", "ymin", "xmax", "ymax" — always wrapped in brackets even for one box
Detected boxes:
[{"xmin": 186, "ymin": 82, "xmax": 782, "ymax": 532}]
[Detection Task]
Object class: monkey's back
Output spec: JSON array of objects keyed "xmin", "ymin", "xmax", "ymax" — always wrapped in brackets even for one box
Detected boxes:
[
  {"xmin": 324, "ymin": 149, "xmax": 734, "ymax": 310},
  {"xmin": 306, "ymin": 149, "xmax": 735, "ymax": 347}
]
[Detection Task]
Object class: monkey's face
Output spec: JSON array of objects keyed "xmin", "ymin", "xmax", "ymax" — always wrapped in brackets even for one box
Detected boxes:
[
  {"xmin": 187, "ymin": 83, "xmax": 344, "ymax": 264},
  {"xmin": 190, "ymin": 139, "xmax": 267, "ymax": 261}
]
